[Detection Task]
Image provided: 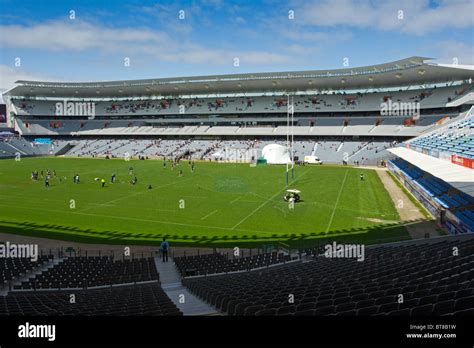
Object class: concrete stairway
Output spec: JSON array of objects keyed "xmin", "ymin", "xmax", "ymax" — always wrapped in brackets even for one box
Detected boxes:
[{"xmin": 154, "ymin": 257, "xmax": 218, "ymax": 316}]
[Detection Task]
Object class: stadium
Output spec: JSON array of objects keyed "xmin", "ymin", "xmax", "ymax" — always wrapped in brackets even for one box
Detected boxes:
[
  {"xmin": 0, "ymin": 56, "xmax": 473, "ymax": 319},
  {"xmin": 0, "ymin": 0, "xmax": 473, "ymax": 345}
]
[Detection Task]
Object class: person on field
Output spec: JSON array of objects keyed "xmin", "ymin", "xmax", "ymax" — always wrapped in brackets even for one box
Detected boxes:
[
  {"xmin": 101, "ymin": 178, "xmax": 106, "ymax": 187},
  {"xmin": 44, "ymin": 175, "xmax": 50, "ymax": 187},
  {"xmin": 160, "ymin": 238, "xmax": 169, "ymax": 262},
  {"xmin": 360, "ymin": 173, "xmax": 364, "ymax": 181}
]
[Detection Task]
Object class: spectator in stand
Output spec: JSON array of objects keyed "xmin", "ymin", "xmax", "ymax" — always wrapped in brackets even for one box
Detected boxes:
[{"xmin": 160, "ymin": 238, "xmax": 170, "ymax": 262}]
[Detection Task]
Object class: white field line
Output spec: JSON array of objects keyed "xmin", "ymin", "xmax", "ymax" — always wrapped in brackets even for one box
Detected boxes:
[
  {"xmin": 76, "ymin": 192, "xmax": 143, "ymax": 212},
  {"xmin": 230, "ymin": 196, "xmax": 241, "ymax": 204},
  {"xmin": 231, "ymin": 168, "xmax": 310, "ymax": 230},
  {"xmin": 2, "ymin": 200, "xmax": 404, "ymax": 238},
  {"xmin": 231, "ymin": 192, "xmax": 282, "ymax": 230},
  {"xmin": 325, "ymin": 169, "xmax": 349, "ymax": 232},
  {"xmin": 75, "ymin": 176, "xmax": 197, "ymax": 213},
  {"xmin": 200, "ymin": 210, "xmax": 218, "ymax": 220},
  {"xmin": 0, "ymin": 193, "xmax": 175, "ymax": 213},
  {"xmin": 0, "ymin": 202, "xmax": 276, "ymax": 235},
  {"xmin": 305, "ymin": 200, "xmax": 394, "ymax": 218}
]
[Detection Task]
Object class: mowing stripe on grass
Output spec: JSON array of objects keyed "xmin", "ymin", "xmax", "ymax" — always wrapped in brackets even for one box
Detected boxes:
[{"xmin": 325, "ymin": 169, "xmax": 349, "ymax": 233}]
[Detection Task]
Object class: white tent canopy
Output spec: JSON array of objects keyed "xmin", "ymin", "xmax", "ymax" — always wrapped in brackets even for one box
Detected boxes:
[
  {"xmin": 388, "ymin": 147, "xmax": 474, "ymax": 197},
  {"xmin": 262, "ymin": 144, "xmax": 291, "ymax": 164}
]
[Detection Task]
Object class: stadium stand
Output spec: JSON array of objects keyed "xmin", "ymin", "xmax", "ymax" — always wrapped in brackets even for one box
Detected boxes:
[
  {"xmin": 408, "ymin": 115, "xmax": 473, "ymax": 159},
  {"xmin": 13, "ymin": 115, "xmax": 449, "ymax": 137},
  {"xmin": 18, "ymin": 136, "xmax": 397, "ymax": 164},
  {"xmin": 9, "ymin": 85, "xmax": 470, "ymax": 117},
  {"xmin": 0, "ymin": 135, "xmax": 65, "ymax": 158},
  {"xmin": 174, "ymin": 251, "xmax": 295, "ymax": 277},
  {"xmin": 0, "ymin": 255, "xmax": 54, "ymax": 287},
  {"xmin": 389, "ymin": 157, "xmax": 474, "ymax": 232},
  {"xmin": 182, "ymin": 236, "xmax": 474, "ymax": 316},
  {"xmin": 15, "ymin": 256, "xmax": 159, "ymax": 290},
  {"xmin": 0, "ymin": 283, "xmax": 182, "ymax": 316}
]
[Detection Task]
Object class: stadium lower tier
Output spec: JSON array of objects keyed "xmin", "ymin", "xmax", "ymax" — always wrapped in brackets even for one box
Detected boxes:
[
  {"xmin": 14, "ymin": 256, "xmax": 159, "ymax": 290},
  {"xmin": 183, "ymin": 236, "xmax": 474, "ymax": 316},
  {"xmin": 0, "ymin": 283, "xmax": 182, "ymax": 316},
  {"xmin": 0, "ymin": 256, "xmax": 54, "ymax": 285},
  {"xmin": 174, "ymin": 251, "xmax": 295, "ymax": 277},
  {"xmin": 0, "ymin": 236, "xmax": 473, "ymax": 316},
  {"xmin": 0, "ymin": 137, "xmax": 53, "ymax": 158},
  {"xmin": 1, "ymin": 136, "xmax": 399, "ymax": 165},
  {"xmin": 388, "ymin": 158, "xmax": 474, "ymax": 233}
]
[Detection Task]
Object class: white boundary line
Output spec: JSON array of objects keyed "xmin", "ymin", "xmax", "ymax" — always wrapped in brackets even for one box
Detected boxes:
[
  {"xmin": 77, "ymin": 191, "xmax": 143, "ymax": 212},
  {"xmin": 231, "ymin": 191, "xmax": 282, "ymax": 230},
  {"xmin": 0, "ymin": 202, "xmax": 276, "ymax": 235},
  {"xmin": 200, "ymin": 210, "xmax": 218, "ymax": 220},
  {"xmin": 231, "ymin": 168, "xmax": 310, "ymax": 230},
  {"xmin": 230, "ymin": 196, "xmax": 241, "ymax": 204},
  {"xmin": 325, "ymin": 169, "xmax": 349, "ymax": 232}
]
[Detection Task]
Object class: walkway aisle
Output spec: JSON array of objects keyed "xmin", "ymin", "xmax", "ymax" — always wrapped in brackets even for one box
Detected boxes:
[{"xmin": 154, "ymin": 257, "xmax": 218, "ymax": 315}]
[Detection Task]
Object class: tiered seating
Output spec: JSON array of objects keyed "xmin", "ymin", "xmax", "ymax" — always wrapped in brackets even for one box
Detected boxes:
[
  {"xmin": 174, "ymin": 252, "xmax": 294, "ymax": 277},
  {"xmin": 409, "ymin": 116, "xmax": 474, "ymax": 158},
  {"xmin": 16, "ymin": 115, "xmax": 446, "ymax": 137},
  {"xmin": 60, "ymin": 137, "xmax": 397, "ymax": 165},
  {"xmin": 183, "ymin": 237, "xmax": 474, "ymax": 316},
  {"xmin": 0, "ymin": 283, "xmax": 182, "ymax": 316},
  {"xmin": 15, "ymin": 256, "xmax": 159, "ymax": 289},
  {"xmin": 11, "ymin": 85, "xmax": 467, "ymax": 116},
  {"xmin": 389, "ymin": 158, "xmax": 474, "ymax": 230},
  {"xmin": 0, "ymin": 136, "xmax": 56, "ymax": 157},
  {"xmin": 0, "ymin": 255, "xmax": 53, "ymax": 286}
]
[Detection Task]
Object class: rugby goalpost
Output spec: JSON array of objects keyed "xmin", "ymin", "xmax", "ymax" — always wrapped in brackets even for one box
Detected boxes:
[{"xmin": 286, "ymin": 94, "xmax": 295, "ymax": 186}]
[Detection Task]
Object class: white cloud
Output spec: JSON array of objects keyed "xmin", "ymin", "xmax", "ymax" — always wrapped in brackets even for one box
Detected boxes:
[
  {"xmin": 0, "ymin": 65, "xmax": 61, "ymax": 91},
  {"xmin": 0, "ymin": 21, "xmax": 171, "ymax": 51},
  {"xmin": 0, "ymin": 20, "xmax": 293, "ymax": 67},
  {"xmin": 294, "ymin": 0, "xmax": 474, "ymax": 35},
  {"xmin": 433, "ymin": 40, "xmax": 474, "ymax": 65},
  {"xmin": 282, "ymin": 30, "xmax": 353, "ymax": 42}
]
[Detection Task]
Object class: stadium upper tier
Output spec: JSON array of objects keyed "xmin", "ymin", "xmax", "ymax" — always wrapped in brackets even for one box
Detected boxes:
[
  {"xmin": 9, "ymin": 85, "xmax": 473, "ymax": 117},
  {"xmin": 4, "ymin": 57, "xmax": 474, "ymax": 98}
]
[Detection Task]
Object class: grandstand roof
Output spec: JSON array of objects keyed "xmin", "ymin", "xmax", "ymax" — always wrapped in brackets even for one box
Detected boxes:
[
  {"xmin": 5, "ymin": 57, "xmax": 474, "ymax": 98},
  {"xmin": 387, "ymin": 147, "xmax": 474, "ymax": 197}
]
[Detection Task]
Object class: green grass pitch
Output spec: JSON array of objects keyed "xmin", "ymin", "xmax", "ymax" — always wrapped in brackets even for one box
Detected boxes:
[{"xmin": 0, "ymin": 157, "xmax": 410, "ymax": 248}]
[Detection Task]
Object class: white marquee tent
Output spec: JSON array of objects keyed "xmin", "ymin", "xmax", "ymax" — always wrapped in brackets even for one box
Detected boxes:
[{"xmin": 262, "ymin": 144, "xmax": 291, "ymax": 164}]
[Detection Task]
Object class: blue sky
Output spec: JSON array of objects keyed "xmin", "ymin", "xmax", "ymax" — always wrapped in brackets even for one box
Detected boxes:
[{"xmin": 0, "ymin": 0, "xmax": 473, "ymax": 90}]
